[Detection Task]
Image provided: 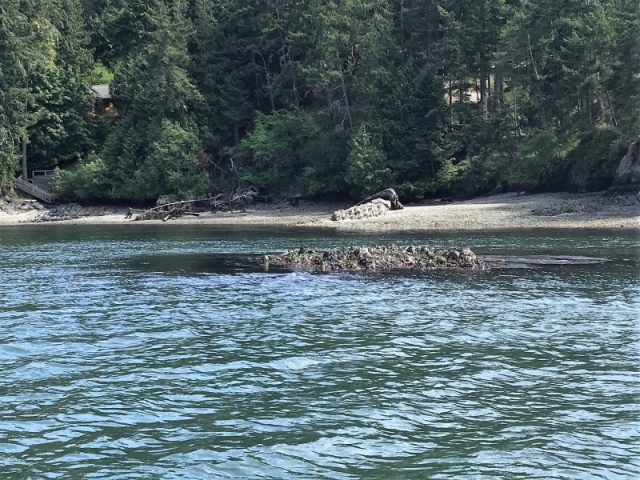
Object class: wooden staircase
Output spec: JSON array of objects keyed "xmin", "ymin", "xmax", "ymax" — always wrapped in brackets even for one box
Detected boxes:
[{"xmin": 16, "ymin": 175, "xmax": 56, "ymax": 204}]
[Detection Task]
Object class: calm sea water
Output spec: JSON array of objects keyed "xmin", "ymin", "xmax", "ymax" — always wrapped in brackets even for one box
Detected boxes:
[{"xmin": 0, "ymin": 225, "xmax": 638, "ymax": 479}]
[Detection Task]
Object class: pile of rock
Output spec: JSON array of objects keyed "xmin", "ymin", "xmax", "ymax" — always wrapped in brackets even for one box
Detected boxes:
[
  {"xmin": 33, "ymin": 203, "xmax": 85, "ymax": 221},
  {"xmin": 331, "ymin": 199, "xmax": 391, "ymax": 221},
  {"xmin": 34, "ymin": 204, "xmax": 112, "ymax": 222},
  {"xmin": 266, "ymin": 245, "xmax": 486, "ymax": 272},
  {"xmin": 0, "ymin": 198, "xmax": 45, "ymax": 214}
]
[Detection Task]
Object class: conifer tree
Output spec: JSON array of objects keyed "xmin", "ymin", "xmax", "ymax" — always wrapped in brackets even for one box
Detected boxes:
[
  {"xmin": 102, "ymin": 0, "xmax": 206, "ymax": 201},
  {"xmin": 0, "ymin": 0, "xmax": 58, "ymax": 194}
]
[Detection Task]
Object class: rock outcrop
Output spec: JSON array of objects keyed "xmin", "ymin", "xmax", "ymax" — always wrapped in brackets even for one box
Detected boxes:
[
  {"xmin": 331, "ymin": 198, "xmax": 391, "ymax": 221},
  {"xmin": 355, "ymin": 188, "xmax": 404, "ymax": 210},
  {"xmin": 0, "ymin": 198, "xmax": 45, "ymax": 214},
  {"xmin": 614, "ymin": 135, "xmax": 640, "ymax": 188},
  {"xmin": 266, "ymin": 245, "xmax": 486, "ymax": 272},
  {"xmin": 332, "ymin": 188, "xmax": 404, "ymax": 222}
]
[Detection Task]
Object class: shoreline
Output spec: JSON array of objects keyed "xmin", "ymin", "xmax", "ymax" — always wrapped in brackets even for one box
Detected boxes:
[{"xmin": 1, "ymin": 191, "xmax": 638, "ymax": 231}]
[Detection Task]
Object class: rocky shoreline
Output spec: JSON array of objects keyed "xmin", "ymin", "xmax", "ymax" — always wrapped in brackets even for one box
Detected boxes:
[
  {"xmin": 265, "ymin": 245, "xmax": 487, "ymax": 272},
  {"xmin": 32, "ymin": 203, "xmax": 119, "ymax": 222}
]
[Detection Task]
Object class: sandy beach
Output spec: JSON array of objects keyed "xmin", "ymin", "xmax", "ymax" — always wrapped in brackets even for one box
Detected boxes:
[{"xmin": 1, "ymin": 191, "xmax": 639, "ymax": 231}]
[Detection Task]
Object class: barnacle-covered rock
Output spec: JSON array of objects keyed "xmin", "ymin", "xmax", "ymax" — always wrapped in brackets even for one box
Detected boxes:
[{"xmin": 269, "ymin": 245, "xmax": 486, "ymax": 272}]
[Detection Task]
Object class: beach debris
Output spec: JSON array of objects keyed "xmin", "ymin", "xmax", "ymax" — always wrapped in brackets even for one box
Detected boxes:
[
  {"xmin": 266, "ymin": 245, "xmax": 486, "ymax": 272},
  {"xmin": 0, "ymin": 197, "xmax": 44, "ymax": 214},
  {"xmin": 130, "ymin": 188, "xmax": 259, "ymax": 221}
]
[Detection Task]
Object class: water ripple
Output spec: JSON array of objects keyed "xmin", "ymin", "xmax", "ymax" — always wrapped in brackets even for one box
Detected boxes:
[{"xmin": 0, "ymin": 227, "xmax": 638, "ymax": 478}]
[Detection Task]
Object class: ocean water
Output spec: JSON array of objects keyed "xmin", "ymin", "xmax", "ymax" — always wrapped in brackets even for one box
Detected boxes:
[{"xmin": 0, "ymin": 224, "xmax": 638, "ymax": 479}]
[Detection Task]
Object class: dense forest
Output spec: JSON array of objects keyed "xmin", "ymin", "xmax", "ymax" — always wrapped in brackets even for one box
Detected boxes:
[{"xmin": 1, "ymin": 0, "xmax": 638, "ymax": 203}]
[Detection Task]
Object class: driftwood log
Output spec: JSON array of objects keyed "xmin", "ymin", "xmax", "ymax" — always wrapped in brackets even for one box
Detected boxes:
[
  {"xmin": 355, "ymin": 188, "xmax": 404, "ymax": 210},
  {"xmin": 129, "ymin": 189, "xmax": 259, "ymax": 221}
]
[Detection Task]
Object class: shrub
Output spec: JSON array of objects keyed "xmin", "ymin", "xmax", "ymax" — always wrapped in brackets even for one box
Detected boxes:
[{"xmin": 50, "ymin": 156, "xmax": 110, "ymax": 202}]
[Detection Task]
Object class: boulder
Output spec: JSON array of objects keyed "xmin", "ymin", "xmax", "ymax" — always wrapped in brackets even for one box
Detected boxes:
[
  {"xmin": 332, "ymin": 198, "xmax": 391, "ymax": 221},
  {"xmin": 355, "ymin": 188, "xmax": 404, "ymax": 210},
  {"xmin": 614, "ymin": 135, "xmax": 640, "ymax": 187}
]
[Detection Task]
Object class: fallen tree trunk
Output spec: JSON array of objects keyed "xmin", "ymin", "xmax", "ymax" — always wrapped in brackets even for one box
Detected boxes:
[
  {"xmin": 129, "ymin": 189, "xmax": 259, "ymax": 221},
  {"xmin": 129, "ymin": 198, "xmax": 208, "ymax": 221}
]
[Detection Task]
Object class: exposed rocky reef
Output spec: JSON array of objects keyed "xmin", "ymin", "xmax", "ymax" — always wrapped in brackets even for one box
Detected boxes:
[{"xmin": 265, "ymin": 245, "xmax": 486, "ymax": 272}]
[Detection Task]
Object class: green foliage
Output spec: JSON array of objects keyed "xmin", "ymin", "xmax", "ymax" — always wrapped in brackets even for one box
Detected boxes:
[
  {"xmin": 50, "ymin": 155, "xmax": 109, "ymax": 201},
  {"xmin": 0, "ymin": 0, "xmax": 59, "ymax": 193},
  {"xmin": 28, "ymin": 67, "xmax": 94, "ymax": 170},
  {"xmin": 101, "ymin": 0, "xmax": 205, "ymax": 202},
  {"xmin": 370, "ymin": 65, "xmax": 448, "ymax": 197},
  {"xmin": 0, "ymin": 149, "xmax": 18, "ymax": 195},
  {"xmin": 508, "ymin": 124, "xmax": 627, "ymax": 192},
  {"xmin": 434, "ymin": 158, "xmax": 467, "ymax": 194},
  {"xmin": 2, "ymin": 0, "xmax": 638, "ymax": 201},
  {"xmin": 130, "ymin": 119, "xmax": 208, "ymax": 201},
  {"xmin": 89, "ymin": 63, "xmax": 114, "ymax": 85},
  {"xmin": 102, "ymin": 117, "xmax": 208, "ymax": 202},
  {"xmin": 345, "ymin": 124, "xmax": 393, "ymax": 198},
  {"xmin": 509, "ymin": 130, "xmax": 577, "ymax": 191},
  {"xmin": 564, "ymin": 125, "xmax": 625, "ymax": 191},
  {"xmin": 80, "ymin": 0, "xmax": 150, "ymax": 67},
  {"xmin": 459, "ymin": 113, "xmax": 515, "ymax": 195},
  {"xmin": 234, "ymin": 110, "xmax": 347, "ymax": 196}
]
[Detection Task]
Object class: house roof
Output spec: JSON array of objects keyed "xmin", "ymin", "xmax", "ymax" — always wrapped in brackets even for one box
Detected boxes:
[{"xmin": 90, "ymin": 84, "xmax": 112, "ymax": 100}]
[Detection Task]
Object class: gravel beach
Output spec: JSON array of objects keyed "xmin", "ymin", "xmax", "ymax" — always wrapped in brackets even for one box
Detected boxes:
[{"xmin": 1, "ymin": 191, "xmax": 638, "ymax": 230}]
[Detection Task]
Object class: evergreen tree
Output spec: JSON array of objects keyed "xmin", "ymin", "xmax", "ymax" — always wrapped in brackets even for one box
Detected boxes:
[
  {"xmin": 102, "ymin": 0, "xmax": 206, "ymax": 201},
  {"xmin": 11, "ymin": 0, "xmax": 636, "ymax": 201},
  {"xmin": 79, "ymin": 0, "xmax": 149, "ymax": 67},
  {"xmin": 191, "ymin": 0, "xmax": 267, "ymax": 154},
  {"xmin": 0, "ymin": 0, "xmax": 58, "ymax": 194},
  {"xmin": 28, "ymin": 0, "xmax": 95, "ymax": 171}
]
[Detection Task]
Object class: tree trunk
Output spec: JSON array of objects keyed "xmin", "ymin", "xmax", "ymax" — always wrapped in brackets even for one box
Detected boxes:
[
  {"xmin": 480, "ymin": 73, "xmax": 488, "ymax": 115},
  {"xmin": 494, "ymin": 68, "xmax": 504, "ymax": 112},
  {"xmin": 21, "ymin": 137, "xmax": 27, "ymax": 179},
  {"xmin": 338, "ymin": 51, "xmax": 353, "ymax": 130}
]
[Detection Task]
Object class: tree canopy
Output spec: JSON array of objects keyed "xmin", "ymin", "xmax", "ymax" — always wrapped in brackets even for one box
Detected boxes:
[{"xmin": 2, "ymin": 0, "xmax": 638, "ymax": 201}]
